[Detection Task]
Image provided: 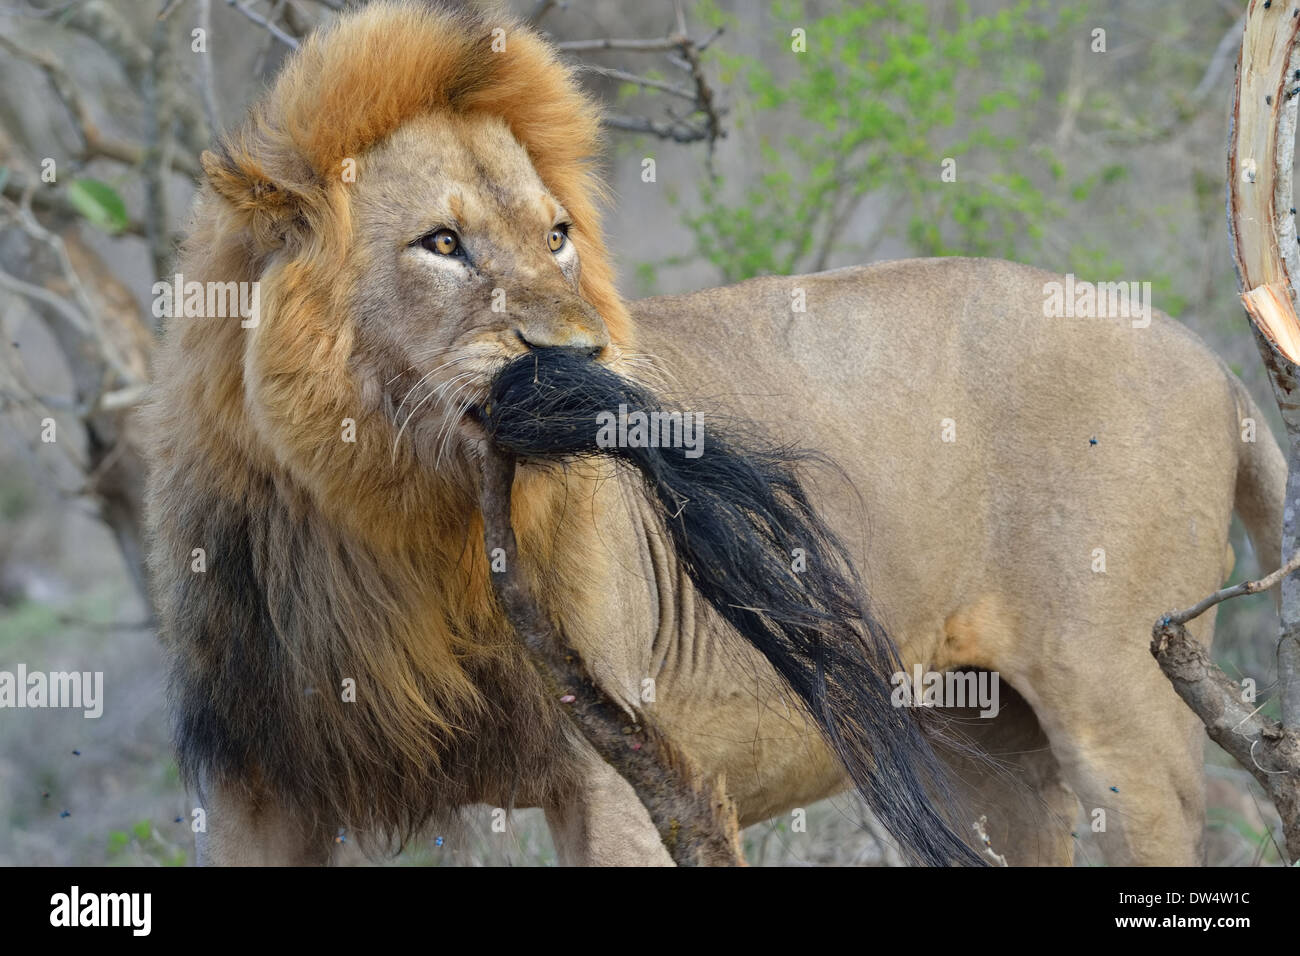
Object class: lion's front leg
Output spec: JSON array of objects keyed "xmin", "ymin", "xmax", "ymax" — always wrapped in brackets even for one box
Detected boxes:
[
  {"xmin": 194, "ymin": 772, "xmax": 337, "ymax": 866},
  {"xmin": 543, "ymin": 746, "xmax": 674, "ymax": 866}
]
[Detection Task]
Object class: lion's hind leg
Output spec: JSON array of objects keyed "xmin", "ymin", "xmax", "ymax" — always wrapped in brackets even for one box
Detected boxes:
[
  {"xmin": 1004, "ymin": 618, "xmax": 1210, "ymax": 867},
  {"xmin": 1029, "ymin": 675, "xmax": 1207, "ymax": 867}
]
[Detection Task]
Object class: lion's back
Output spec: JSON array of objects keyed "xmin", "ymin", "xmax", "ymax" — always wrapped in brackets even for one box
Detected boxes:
[{"xmin": 630, "ymin": 256, "xmax": 1249, "ymax": 643}]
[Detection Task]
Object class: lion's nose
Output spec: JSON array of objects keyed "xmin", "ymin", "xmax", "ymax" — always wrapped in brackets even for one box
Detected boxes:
[{"xmin": 514, "ymin": 318, "xmax": 608, "ymax": 358}]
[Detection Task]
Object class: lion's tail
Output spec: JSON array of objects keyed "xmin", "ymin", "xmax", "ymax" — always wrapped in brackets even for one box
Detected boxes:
[
  {"xmin": 1230, "ymin": 375, "xmax": 1287, "ymax": 601},
  {"xmin": 487, "ymin": 349, "xmax": 986, "ymax": 866}
]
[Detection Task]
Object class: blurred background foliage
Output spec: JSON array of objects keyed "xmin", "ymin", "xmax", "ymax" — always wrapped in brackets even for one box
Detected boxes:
[
  {"xmin": 0, "ymin": 0, "xmax": 1286, "ymax": 865},
  {"xmin": 685, "ymin": 0, "xmax": 1092, "ymax": 281}
]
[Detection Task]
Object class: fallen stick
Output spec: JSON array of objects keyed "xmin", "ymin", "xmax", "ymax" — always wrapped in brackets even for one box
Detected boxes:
[{"xmin": 478, "ymin": 443, "xmax": 745, "ymax": 866}]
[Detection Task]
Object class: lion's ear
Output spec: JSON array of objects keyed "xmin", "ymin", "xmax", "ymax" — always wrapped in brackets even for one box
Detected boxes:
[{"xmin": 200, "ymin": 147, "xmax": 311, "ymax": 250}]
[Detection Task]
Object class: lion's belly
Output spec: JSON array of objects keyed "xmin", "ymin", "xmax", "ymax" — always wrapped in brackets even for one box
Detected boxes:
[
  {"xmin": 588, "ymin": 476, "xmax": 851, "ymax": 823},
  {"xmin": 649, "ymin": 619, "xmax": 850, "ymax": 826}
]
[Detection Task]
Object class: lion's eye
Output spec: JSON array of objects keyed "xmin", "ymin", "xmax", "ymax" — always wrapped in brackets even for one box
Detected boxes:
[
  {"xmin": 547, "ymin": 225, "xmax": 568, "ymax": 253},
  {"xmin": 421, "ymin": 228, "xmax": 462, "ymax": 257}
]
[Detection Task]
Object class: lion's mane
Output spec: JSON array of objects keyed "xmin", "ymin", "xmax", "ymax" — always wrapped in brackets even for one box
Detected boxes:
[{"xmin": 143, "ymin": 1, "xmax": 623, "ymax": 842}]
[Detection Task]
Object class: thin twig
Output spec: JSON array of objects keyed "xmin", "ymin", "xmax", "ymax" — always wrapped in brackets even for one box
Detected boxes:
[
  {"xmin": 252, "ymin": 0, "xmax": 289, "ymax": 75},
  {"xmin": 1, "ymin": 193, "xmax": 142, "ymax": 387},
  {"xmin": 61, "ymin": 0, "xmax": 209, "ymax": 163},
  {"xmin": 0, "ymin": 34, "xmax": 199, "ymax": 177},
  {"xmin": 601, "ymin": 113, "xmax": 712, "ymax": 143},
  {"xmin": 556, "ymin": 36, "xmax": 689, "ymax": 53},
  {"xmin": 558, "ymin": 13, "xmax": 725, "ymax": 151},
  {"xmin": 197, "ymin": 0, "xmax": 222, "ymax": 136},
  {"xmin": 0, "ymin": 267, "xmax": 94, "ymax": 338},
  {"xmin": 669, "ymin": 4, "xmax": 720, "ymax": 154},
  {"xmin": 225, "ymin": 0, "xmax": 300, "ymax": 48},
  {"xmin": 1166, "ymin": 550, "xmax": 1300, "ymax": 626},
  {"xmin": 526, "ymin": 0, "xmax": 559, "ymax": 25},
  {"xmin": 1, "ymin": 170, "xmax": 147, "ymax": 237},
  {"xmin": 574, "ymin": 63, "xmax": 696, "ymax": 100},
  {"xmin": 142, "ymin": 10, "xmax": 176, "ymax": 282}
]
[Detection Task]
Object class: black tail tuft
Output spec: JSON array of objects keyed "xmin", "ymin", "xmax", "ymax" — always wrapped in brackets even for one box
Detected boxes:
[{"xmin": 485, "ymin": 349, "xmax": 983, "ymax": 866}]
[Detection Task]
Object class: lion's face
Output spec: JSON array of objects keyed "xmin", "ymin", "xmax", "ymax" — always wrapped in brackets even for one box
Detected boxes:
[
  {"xmin": 343, "ymin": 113, "xmax": 613, "ymax": 468},
  {"xmin": 192, "ymin": 4, "xmax": 634, "ymax": 509}
]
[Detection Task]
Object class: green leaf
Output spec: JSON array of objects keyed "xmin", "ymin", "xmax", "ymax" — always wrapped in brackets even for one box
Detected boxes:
[{"xmin": 66, "ymin": 178, "xmax": 128, "ymax": 235}]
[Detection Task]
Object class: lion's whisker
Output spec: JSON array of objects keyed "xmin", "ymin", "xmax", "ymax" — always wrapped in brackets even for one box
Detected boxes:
[
  {"xmin": 394, "ymin": 355, "xmax": 475, "ymax": 420},
  {"xmin": 430, "ymin": 376, "xmax": 480, "ymax": 468},
  {"xmin": 433, "ymin": 377, "xmax": 483, "ymax": 471},
  {"xmin": 391, "ymin": 370, "xmax": 479, "ymax": 462}
]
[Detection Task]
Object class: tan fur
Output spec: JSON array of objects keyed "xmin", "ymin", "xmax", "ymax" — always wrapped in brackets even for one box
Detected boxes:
[
  {"xmin": 144, "ymin": 1, "xmax": 1287, "ymax": 865},
  {"xmin": 633, "ymin": 260, "xmax": 1287, "ymax": 865}
]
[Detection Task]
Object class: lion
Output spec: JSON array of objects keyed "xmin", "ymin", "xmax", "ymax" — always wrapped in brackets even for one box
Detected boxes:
[{"xmin": 142, "ymin": 0, "xmax": 1285, "ymax": 866}]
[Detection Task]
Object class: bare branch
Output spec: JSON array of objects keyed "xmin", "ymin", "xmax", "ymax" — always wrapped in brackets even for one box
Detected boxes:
[
  {"xmin": 142, "ymin": 9, "xmax": 178, "ymax": 282},
  {"xmin": 668, "ymin": 3, "xmax": 720, "ymax": 153},
  {"xmin": 574, "ymin": 62, "xmax": 696, "ymax": 100},
  {"xmin": 1, "ymin": 193, "xmax": 144, "ymax": 388},
  {"xmin": 526, "ymin": 0, "xmax": 560, "ymax": 26},
  {"xmin": 197, "ymin": 0, "xmax": 222, "ymax": 135},
  {"xmin": 0, "ymin": 264, "xmax": 95, "ymax": 339},
  {"xmin": 98, "ymin": 384, "xmax": 150, "ymax": 412},
  {"xmin": 558, "ymin": 12, "xmax": 725, "ymax": 152},
  {"xmin": 0, "ymin": 215, "xmax": 156, "ymax": 603},
  {"xmin": 601, "ymin": 113, "xmax": 712, "ymax": 143},
  {"xmin": 1152, "ymin": 620, "xmax": 1300, "ymax": 862},
  {"xmin": 1152, "ymin": 0, "xmax": 1300, "ymax": 867},
  {"xmin": 556, "ymin": 36, "xmax": 688, "ymax": 53},
  {"xmin": 225, "ymin": 0, "xmax": 300, "ymax": 49},
  {"xmin": 1166, "ymin": 550, "xmax": 1300, "ymax": 626},
  {"xmin": 61, "ymin": 0, "xmax": 209, "ymax": 163},
  {"xmin": 0, "ymin": 33, "xmax": 200, "ymax": 178}
]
